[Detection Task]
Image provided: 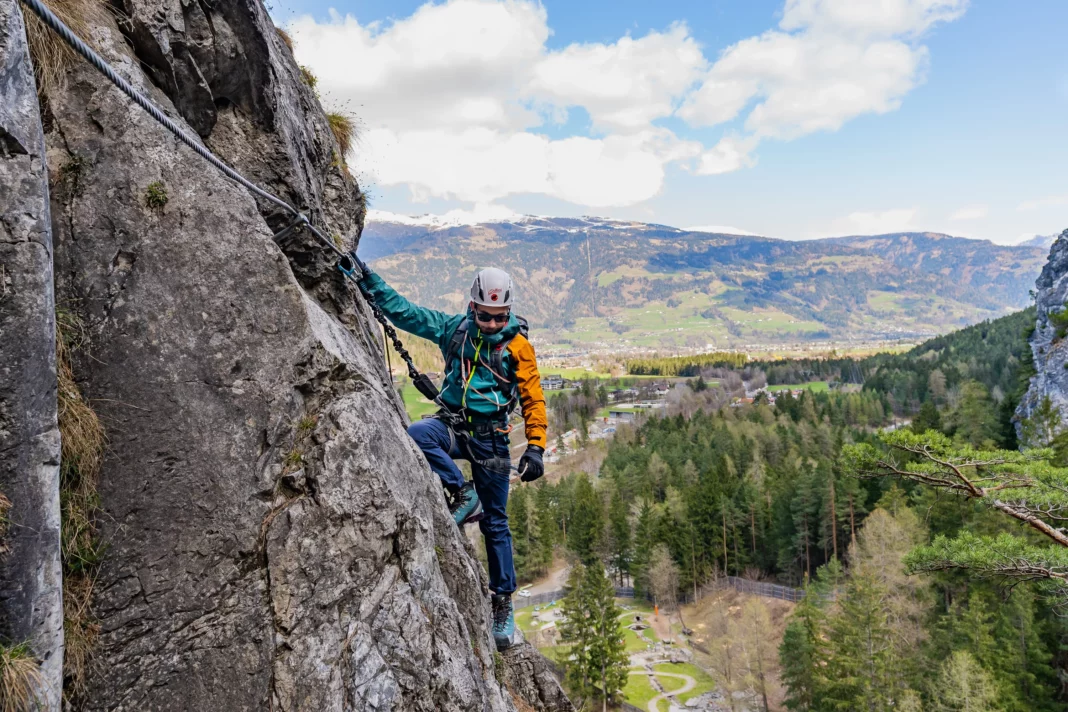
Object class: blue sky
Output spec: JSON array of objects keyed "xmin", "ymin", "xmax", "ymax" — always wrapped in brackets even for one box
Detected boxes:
[{"xmin": 276, "ymin": 0, "xmax": 1068, "ymax": 243}]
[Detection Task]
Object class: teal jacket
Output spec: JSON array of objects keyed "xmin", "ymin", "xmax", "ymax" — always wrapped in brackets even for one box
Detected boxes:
[{"xmin": 360, "ymin": 271, "xmax": 548, "ymax": 447}]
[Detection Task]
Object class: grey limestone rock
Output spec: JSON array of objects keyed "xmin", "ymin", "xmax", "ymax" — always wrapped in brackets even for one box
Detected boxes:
[
  {"xmin": 500, "ymin": 636, "xmax": 576, "ymax": 712},
  {"xmin": 0, "ymin": 1, "xmax": 63, "ymax": 708},
  {"xmin": 29, "ymin": 0, "xmax": 568, "ymax": 708},
  {"xmin": 1016, "ymin": 229, "xmax": 1068, "ymax": 438}
]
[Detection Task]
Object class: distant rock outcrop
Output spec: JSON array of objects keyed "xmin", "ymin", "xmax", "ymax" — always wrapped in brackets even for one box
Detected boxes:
[
  {"xmin": 1016, "ymin": 229, "xmax": 1068, "ymax": 437},
  {"xmin": 0, "ymin": 0, "xmax": 569, "ymax": 709}
]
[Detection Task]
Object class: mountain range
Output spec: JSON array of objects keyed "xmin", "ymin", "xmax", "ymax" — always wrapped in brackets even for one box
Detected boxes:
[{"xmin": 359, "ymin": 213, "xmax": 1051, "ymax": 352}]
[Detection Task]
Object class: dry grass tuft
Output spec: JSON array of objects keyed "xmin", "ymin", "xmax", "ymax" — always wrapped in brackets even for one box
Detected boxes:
[
  {"xmin": 55, "ymin": 309, "xmax": 105, "ymax": 699},
  {"xmin": 61, "ymin": 575, "xmax": 99, "ymax": 697},
  {"xmin": 0, "ymin": 643, "xmax": 44, "ymax": 712},
  {"xmin": 276, "ymin": 26, "xmax": 294, "ymax": 53},
  {"xmin": 24, "ymin": 0, "xmax": 107, "ymax": 97},
  {"xmin": 326, "ymin": 112, "xmax": 356, "ymax": 159}
]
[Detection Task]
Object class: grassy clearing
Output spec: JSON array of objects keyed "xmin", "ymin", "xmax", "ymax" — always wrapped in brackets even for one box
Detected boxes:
[
  {"xmin": 400, "ymin": 381, "xmax": 438, "ymax": 421},
  {"xmin": 622, "ymin": 672, "xmax": 659, "ymax": 710},
  {"xmin": 654, "ymin": 662, "xmax": 717, "ymax": 702},
  {"xmin": 655, "ymin": 672, "xmax": 687, "ymax": 693},
  {"xmin": 0, "ymin": 643, "xmax": 44, "ymax": 712},
  {"xmin": 513, "ymin": 608, "xmax": 538, "ymax": 635},
  {"xmin": 540, "ymin": 367, "xmax": 612, "ymax": 380},
  {"xmin": 620, "ymin": 621, "xmax": 658, "ymax": 654},
  {"xmin": 767, "ymin": 381, "xmax": 829, "ymax": 393},
  {"xmin": 540, "ymin": 645, "xmax": 569, "ymax": 665}
]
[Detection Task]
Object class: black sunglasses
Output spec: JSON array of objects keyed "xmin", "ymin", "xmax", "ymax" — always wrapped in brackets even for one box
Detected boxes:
[{"xmin": 475, "ymin": 310, "xmax": 511, "ymax": 324}]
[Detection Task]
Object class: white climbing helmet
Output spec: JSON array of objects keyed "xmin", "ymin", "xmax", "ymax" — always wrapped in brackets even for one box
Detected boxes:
[{"xmin": 470, "ymin": 268, "xmax": 514, "ymax": 307}]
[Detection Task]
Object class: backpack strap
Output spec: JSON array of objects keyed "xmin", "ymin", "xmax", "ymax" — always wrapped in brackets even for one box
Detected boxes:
[
  {"xmin": 446, "ymin": 317, "xmax": 470, "ymax": 374},
  {"xmin": 489, "ymin": 315, "xmax": 528, "ymax": 385}
]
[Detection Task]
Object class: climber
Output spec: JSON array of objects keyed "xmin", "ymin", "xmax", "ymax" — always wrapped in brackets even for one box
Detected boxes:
[{"xmin": 349, "ymin": 255, "xmax": 546, "ymax": 650}]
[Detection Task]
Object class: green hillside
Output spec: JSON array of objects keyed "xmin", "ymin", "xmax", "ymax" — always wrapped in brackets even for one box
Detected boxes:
[{"xmin": 360, "ymin": 217, "xmax": 1046, "ymax": 349}]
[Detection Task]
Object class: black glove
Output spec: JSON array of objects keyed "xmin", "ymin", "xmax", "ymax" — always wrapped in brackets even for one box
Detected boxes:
[{"xmin": 519, "ymin": 445, "xmax": 544, "ymax": 482}]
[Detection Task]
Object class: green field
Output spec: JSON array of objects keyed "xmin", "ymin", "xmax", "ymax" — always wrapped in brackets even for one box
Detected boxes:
[
  {"xmin": 622, "ymin": 673, "xmax": 660, "ymax": 711},
  {"xmin": 548, "ymin": 288, "xmax": 828, "ymax": 349},
  {"xmin": 767, "ymin": 381, "xmax": 830, "ymax": 393},
  {"xmin": 399, "ymin": 381, "xmax": 438, "ymax": 420},
  {"xmin": 540, "ymin": 367, "xmax": 615, "ymax": 380},
  {"xmin": 514, "ymin": 608, "xmax": 538, "ymax": 635},
  {"xmin": 653, "ymin": 662, "xmax": 718, "ymax": 703}
]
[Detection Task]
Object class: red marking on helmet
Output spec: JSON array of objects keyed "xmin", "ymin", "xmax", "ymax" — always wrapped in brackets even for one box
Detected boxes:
[{"xmin": 489, "ymin": 288, "xmax": 502, "ymax": 302}]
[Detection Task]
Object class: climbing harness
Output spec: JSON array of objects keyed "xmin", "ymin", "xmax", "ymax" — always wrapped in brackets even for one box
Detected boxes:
[{"xmin": 18, "ymin": 0, "xmax": 431, "ymax": 397}]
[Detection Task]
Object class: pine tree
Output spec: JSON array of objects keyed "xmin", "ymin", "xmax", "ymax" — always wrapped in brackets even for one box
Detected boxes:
[
  {"xmin": 582, "ymin": 563, "xmax": 629, "ymax": 710},
  {"xmin": 568, "ymin": 473, "xmax": 604, "ymax": 565},
  {"xmin": 845, "ymin": 430, "xmax": 1068, "ymax": 601},
  {"xmin": 911, "ymin": 399, "xmax": 943, "ymax": 434},
  {"xmin": 948, "ymin": 381, "xmax": 998, "ymax": 448},
  {"xmin": 631, "ymin": 501, "xmax": 655, "ymax": 598},
  {"xmin": 608, "ymin": 489, "xmax": 631, "ymax": 586},
  {"xmin": 821, "ymin": 570, "xmax": 901, "ymax": 712},
  {"xmin": 508, "ymin": 486, "xmax": 532, "ymax": 580},
  {"xmin": 780, "ymin": 588, "xmax": 831, "ymax": 710},
  {"xmin": 930, "ymin": 651, "xmax": 999, "ymax": 712},
  {"xmin": 559, "ymin": 564, "xmax": 593, "ymax": 700},
  {"xmin": 559, "ymin": 563, "xmax": 629, "ymax": 710},
  {"xmin": 531, "ymin": 491, "xmax": 556, "ymax": 577}
]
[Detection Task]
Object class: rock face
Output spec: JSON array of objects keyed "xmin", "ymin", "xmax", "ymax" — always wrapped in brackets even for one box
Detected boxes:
[
  {"xmin": 0, "ymin": 1, "xmax": 63, "ymax": 708},
  {"xmin": 25, "ymin": 0, "xmax": 568, "ymax": 709},
  {"xmin": 500, "ymin": 636, "xmax": 576, "ymax": 712},
  {"xmin": 1017, "ymin": 229, "xmax": 1068, "ymax": 437}
]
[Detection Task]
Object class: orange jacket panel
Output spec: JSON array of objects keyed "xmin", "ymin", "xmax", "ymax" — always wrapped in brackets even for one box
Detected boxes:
[{"xmin": 506, "ymin": 334, "xmax": 547, "ymax": 449}]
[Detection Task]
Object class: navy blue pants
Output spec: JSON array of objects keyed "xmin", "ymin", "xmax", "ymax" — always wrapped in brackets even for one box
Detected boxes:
[{"xmin": 408, "ymin": 417, "xmax": 516, "ymax": 595}]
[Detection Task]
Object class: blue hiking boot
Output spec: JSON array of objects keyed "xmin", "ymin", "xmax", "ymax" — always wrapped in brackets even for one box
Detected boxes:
[
  {"xmin": 449, "ymin": 482, "xmax": 482, "ymax": 526},
  {"xmin": 491, "ymin": 593, "xmax": 517, "ymax": 651}
]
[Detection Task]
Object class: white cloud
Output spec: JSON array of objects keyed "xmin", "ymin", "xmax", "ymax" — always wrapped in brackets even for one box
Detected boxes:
[
  {"xmin": 291, "ymin": 2, "xmax": 547, "ymax": 133},
  {"xmin": 694, "ymin": 136, "xmax": 758, "ymax": 175},
  {"xmin": 1019, "ymin": 194, "xmax": 1068, "ymax": 211},
  {"xmin": 779, "ymin": 0, "xmax": 968, "ymax": 38},
  {"xmin": 291, "ymin": 1, "xmax": 704, "ymax": 208},
  {"xmin": 528, "ymin": 23, "xmax": 707, "ymax": 132},
  {"xmin": 291, "ymin": 0, "xmax": 965, "ymax": 210},
  {"xmin": 829, "ymin": 208, "xmax": 919, "ymax": 235},
  {"xmin": 680, "ymin": 0, "xmax": 965, "ymax": 142},
  {"xmin": 949, "ymin": 204, "xmax": 988, "ymax": 221},
  {"xmin": 364, "ymin": 126, "xmax": 688, "ymax": 207}
]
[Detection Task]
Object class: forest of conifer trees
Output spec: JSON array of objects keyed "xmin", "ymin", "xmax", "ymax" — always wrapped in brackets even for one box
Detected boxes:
[{"xmin": 522, "ymin": 307, "xmax": 1068, "ymax": 710}]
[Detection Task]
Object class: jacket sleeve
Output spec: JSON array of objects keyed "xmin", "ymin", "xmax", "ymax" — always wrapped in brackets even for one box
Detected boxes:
[
  {"xmin": 507, "ymin": 334, "xmax": 547, "ymax": 449},
  {"xmin": 359, "ymin": 270, "xmax": 454, "ymax": 345}
]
